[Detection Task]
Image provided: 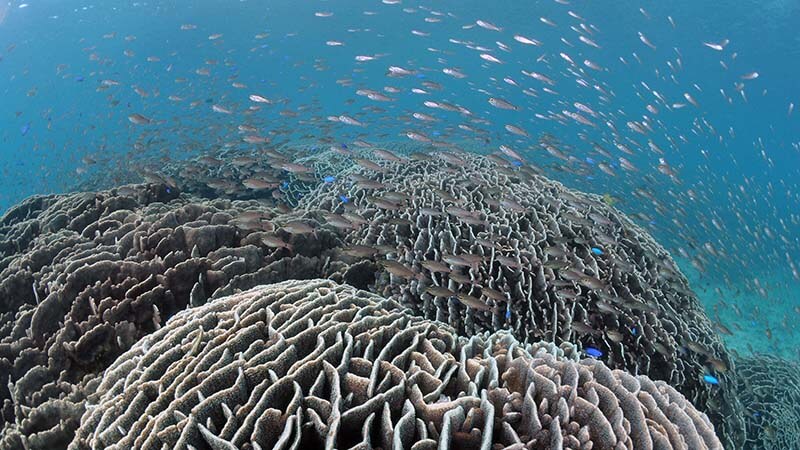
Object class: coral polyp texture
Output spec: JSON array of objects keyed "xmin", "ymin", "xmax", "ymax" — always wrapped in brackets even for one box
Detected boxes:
[
  {"xmin": 733, "ymin": 354, "xmax": 800, "ymax": 450},
  {"xmin": 100, "ymin": 143, "xmax": 330, "ymax": 204},
  {"xmin": 0, "ymin": 184, "xmax": 341, "ymax": 450},
  {"xmin": 69, "ymin": 279, "xmax": 722, "ymax": 450},
  {"xmin": 0, "ymin": 150, "xmax": 747, "ymax": 449},
  {"xmin": 298, "ymin": 150, "xmax": 743, "ymax": 447}
]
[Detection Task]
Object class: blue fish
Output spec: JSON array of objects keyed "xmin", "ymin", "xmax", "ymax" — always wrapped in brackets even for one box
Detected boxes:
[
  {"xmin": 511, "ymin": 160, "xmax": 523, "ymax": 167},
  {"xmin": 505, "ymin": 307, "xmax": 511, "ymax": 320},
  {"xmin": 591, "ymin": 247, "xmax": 604, "ymax": 255},
  {"xmin": 585, "ymin": 157, "xmax": 596, "ymax": 164},
  {"xmin": 585, "ymin": 347, "xmax": 603, "ymax": 358},
  {"xmin": 323, "ymin": 176, "xmax": 336, "ymax": 183},
  {"xmin": 703, "ymin": 374, "xmax": 720, "ymax": 385},
  {"xmin": 338, "ymin": 194, "xmax": 350, "ymax": 203},
  {"xmin": 631, "ymin": 327, "xmax": 637, "ymax": 336},
  {"xmin": 20, "ymin": 122, "xmax": 30, "ymax": 136},
  {"xmin": 281, "ymin": 181, "xmax": 289, "ymax": 189}
]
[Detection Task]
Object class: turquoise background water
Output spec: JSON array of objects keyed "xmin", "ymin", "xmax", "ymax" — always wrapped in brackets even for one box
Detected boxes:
[{"xmin": 1, "ymin": 0, "xmax": 798, "ymax": 359}]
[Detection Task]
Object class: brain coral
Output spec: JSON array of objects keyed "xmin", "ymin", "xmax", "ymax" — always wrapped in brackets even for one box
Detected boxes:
[
  {"xmin": 69, "ymin": 278, "xmax": 722, "ymax": 450},
  {"xmin": 297, "ymin": 149, "xmax": 744, "ymax": 448},
  {"xmin": 733, "ymin": 354, "xmax": 800, "ymax": 449},
  {"xmin": 0, "ymin": 184, "xmax": 342, "ymax": 449}
]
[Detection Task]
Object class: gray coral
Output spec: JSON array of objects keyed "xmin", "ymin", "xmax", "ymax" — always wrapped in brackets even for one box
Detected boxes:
[
  {"xmin": 141, "ymin": 143, "xmax": 329, "ymax": 204},
  {"xmin": 0, "ymin": 184, "xmax": 342, "ymax": 449},
  {"xmin": 73, "ymin": 142, "xmax": 329, "ymax": 205},
  {"xmin": 1, "ymin": 149, "xmax": 748, "ymax": 449},
  {"xmin": 733, "ymin": 354, "xmax": 800, "ymax": 449},
  {"xmin": 70, "ymin": 278, "xmax": 722, "ymax": 450},
  {"xmin": 297, "ymin": 150, "xmax": 744, "ymax": 448}
]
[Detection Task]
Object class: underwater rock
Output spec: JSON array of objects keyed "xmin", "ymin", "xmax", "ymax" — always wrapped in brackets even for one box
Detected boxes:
[
  {"xmin": 733, "ymin": 354, "xmax": 800, "ymax": 449},
  {"xmin": 0, "ymin": 184, "xmax": 341, "ymax": 450},
  {"xmin": 69, "ymin": 278, "xmax": 723, "ymax": 450},
  {"xmin": 298, "ymin": 149, "xmax": 745, "ymax": 448}
]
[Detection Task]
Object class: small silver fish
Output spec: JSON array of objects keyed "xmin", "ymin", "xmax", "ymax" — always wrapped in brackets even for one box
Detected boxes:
[{"xmin": 488, "ymin": 97, "xmax": 518, "ymax": 110}]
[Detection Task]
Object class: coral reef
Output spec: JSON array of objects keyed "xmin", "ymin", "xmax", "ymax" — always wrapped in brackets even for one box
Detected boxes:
[
  {"xmin": 0, "ymin": 184, "xmax": 341, "ymax": 449},
  {"xmin": 151, "ymin": 142, "xmax": 379, "ymax": 205},
  {"xmin": 298, "ymin": 150, "xmax": 744, "ymax": 447},
  {"xmin": 70, "ymin": 278, "xmax": 723, "ymax": 450},
  {"xmin": 72, "ymin": 142, "xmax": 316, "ymax": 204},
  {"xmin": 733, "ymin": 354, "xmax": 800, "ymax": 450},
  {"xmin": 0, "ymin": 149, "xmax": 749, "ymax": 448}
]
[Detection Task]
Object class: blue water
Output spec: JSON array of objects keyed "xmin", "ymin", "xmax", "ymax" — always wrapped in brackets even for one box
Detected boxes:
[{"xmin": 1, "ymin": 0, "xmax": 799, "ymax": 443}]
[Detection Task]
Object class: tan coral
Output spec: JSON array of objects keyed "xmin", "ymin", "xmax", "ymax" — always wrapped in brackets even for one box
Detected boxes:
[
  {"xmin": 0, "ymin": 184, "xmax": 341, "ymax": 450},
  {"xmin": 69, "ymin": 278, "xmax": 722, "ymax": 450},
  {"xmin": 1, "ymin": 149, "xmax": 746, "ymax": 449},
  {"xmin": 297, "ymin": 149, "xmax": 744, "ymax": 448}
]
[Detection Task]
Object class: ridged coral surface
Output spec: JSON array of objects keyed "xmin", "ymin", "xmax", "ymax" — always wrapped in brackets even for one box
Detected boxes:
[
  {"xmin": 0, "ymin": 151, "xmax": 747, "ymax": 449},
  {"xmin": 734, "ymin": 355, "xmax": 800, "ymax": 450},
  {"xmin": 70, "ymin": 279, "xmax": 722, "ymax": 450},
  {"xmin": 0, "ymin": 184, "xmax": 341, "ymax": 449},
  {"xmin": 298, "ymin": 151, "xmax": 743, "ymax": 447}
]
